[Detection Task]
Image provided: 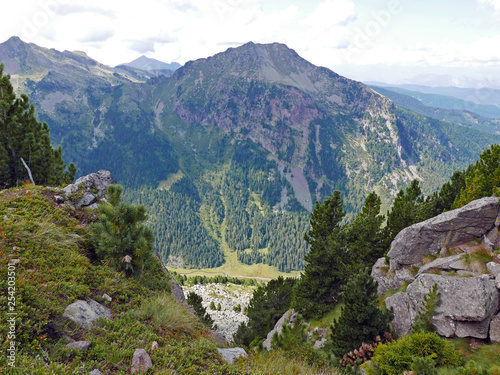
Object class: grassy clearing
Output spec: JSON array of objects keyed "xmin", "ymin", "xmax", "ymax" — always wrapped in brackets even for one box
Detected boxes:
[
  {"xmin": 157, "ymin": 170, "xmax": 184, "ymax": 190},
  {"xmin": 168, "ymin": 220, "xmax": 301, "ymax": 281}
]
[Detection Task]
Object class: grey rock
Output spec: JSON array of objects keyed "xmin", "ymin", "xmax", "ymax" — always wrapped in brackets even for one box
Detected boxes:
[
  {"xmin": 130, "ymin": 348, "xmax": 153, "ymax": 374},
  {"xmin": 388, "ymin": 197, "xmax": 500, "ymax": 267},
  {"xmin": 456, "ymin": 270, "xmax": 478, "ymax": 277},
  {"xmin": 449, "ymin": 259, "xmax": 469, "ymax": 271},
  {"xmin": 372, "ymin": 258, "xmax": 415, "ymax": 296},
  {"xmin": 490, "ymin": 313, "xmax": 500, "ymax": 343},
  {"xmin": 455, "ymin": 318, "xmax": 491, "ymax": 339},
  {"xmin": 263, "ymin": 309, "xmax": 297, "ymax": 351},
  {"xmin": 8, "ymin": 259, "xmax": 20, "ymax": 266},
  {"xmin": 169, "ymin": 279, "xmax": 187, "ymax": 305},
  {"xmin": 63, "ymin": 170, "xmax": 116, "ymax": 203},
  {"xmin": 417, "ymin": 254, "xmax": 463, "ymax": 276},
  {"xmin": 431, "ymin": 315, "xmax": 457, "ymax": 337},
  {"xmin": 3, "ymin": 215, "xmax": 8, "ymax": 220},
  {"xmin": 66, "ymin": 341, "xmax": 91, "ymax": 351},
  {"xmin": 217, "ymin": 348, "xmax": 247, "ymax": 364},
  {"xmin": 210, "ymin": 330, "xmax": 229, "ymax": 345},
  {"xmin": 76, "ymin": 192, "xmax": 96, "ymax": 208},
  {"xmin": 407, "ymin": 274, "xmax": 499, "ymax": 323},
  {"xmin": 89, "ymin": 370, "xmax": 103, "ymax": 375},
  {"xmin": 63, "ymin": 299, "xmax": 112, "ymax": 328},
  {"xmin": 314, "ymin": 338, "xmax": 327, "ymax": 349},
  {"xmin": 385, "ymin": 292, "xmax": 414, "ymax": 337},
  {"xmin": 487, "ymin": 262, "xmax": 500, "ymax": 278},
  {"xmin": 103, "ymin": 293, "xmax": 112, "ymax": 302},
  {"xmin": 54, "ymin": 195, "xmax": 65, "ymax": 203}
]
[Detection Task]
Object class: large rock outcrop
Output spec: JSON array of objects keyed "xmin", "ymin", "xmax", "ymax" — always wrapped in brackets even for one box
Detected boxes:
[
  {"xmin": 373, "ymin": 196, "xmax": 500, "ymax": 341},
  {"xmin": 262, "ymin": 309, "xmax": 297, "ymax": 351},
  {"xmin": 388, "ymin": 197, "xmax": 500, "ymax": 268},
  {"xmin": 61, "ymin": 170, "xmax": 116, "ymax": 209}
]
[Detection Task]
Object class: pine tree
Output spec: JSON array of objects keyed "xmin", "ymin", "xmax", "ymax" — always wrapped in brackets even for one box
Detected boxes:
[
  {"xmin": 454, "ymin": 144, "xmax": 500, "ymax": 207},
  {"xmin": 186, "ymin": 291, "xmax": 216, "ymax": 330},
  {"xmin": 89, "ymin": 184, "xmax": 154, "ymax": 278},
  {"xmin": 0, "ymin": 64, "xmax": 75, "ymax": 188},
  {"xmin": 330, "ymin": 268, "xmax": 393, "ymax": 358},
  {"xmin": 292, "ymin": 191, "xmax": 348, "ymax": 319},
  {"xmin": 346, "ymin": 191, "xmax": 385, "ymax": 271},
  {"xmin": 383, "ymin": 180, "xmax": 431, "ymax": 251}
]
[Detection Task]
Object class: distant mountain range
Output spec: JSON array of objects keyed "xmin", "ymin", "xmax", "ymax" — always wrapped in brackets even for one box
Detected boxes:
[
  {"xmin": 2, "ymin": 36, "xmax": 499, "ymax": 271},
  {"xmin": 122, "ymin": 55, "xmax": 181, "ymax": 71}
]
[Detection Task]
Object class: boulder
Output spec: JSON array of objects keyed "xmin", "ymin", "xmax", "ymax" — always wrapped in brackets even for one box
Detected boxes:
[
  {"xmin": 385, "ymin": 292, "xmax": 414, "ymax": 337},
  {"xmin": 407, "ymin": 274, "xmax": 499, "ymax": 323},
  {"xmin": 217, "ymin": 348, "xmax": 247, "ymax": 364},
  {"xmin": 490, "ymin": 313, "xmax": 500, "ymax": 343},
  {"xmin": 63, "ymin": 170, "xmax": 116, "ymax": 207},
  {"xmin": 262, "ymin": 309, "xmax": 297, "ymax": 351},
  {"xmin": 388, "ymin": 197, "xmax": 500, "ymax": 268},
  {"xmin": 66, "ymin": 341, "xmax": 91, "ymax": 351},
  {"xmin": 455, "ymin": 319, "xmax": 491, "ymax": 339},
  {"xmin": 416, "ymin": 254, "xmax": 463, "ymax": 276},
  {"xmin": 89, "ymin": 370, "xmax": 103, "ymax": 375},
  {"xmin": 63, "ymin": 299, "xmax": 112, "ymax": 329},
  {"xmin": 130, "ymin": 348, "xmax": 153, "ymax": 374}
]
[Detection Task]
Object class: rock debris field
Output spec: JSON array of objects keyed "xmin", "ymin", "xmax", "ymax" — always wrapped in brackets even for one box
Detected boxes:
[{"xmin": 182, "ymin": 283, "xmax": 253, "ymax": 342}]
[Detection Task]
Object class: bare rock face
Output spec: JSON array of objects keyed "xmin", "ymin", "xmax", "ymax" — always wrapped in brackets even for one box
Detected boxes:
[
  {"xmin": 387, "ymin": 274, "xmax": 499, "ymax": 339},
  {"xmin": 130, "ymin": 348, "xmax": 153, "ymax": 374},
  {"xmin": 385, "ymin": 292, "xmax": 414, "ymax": 337},
  {"xmin": 388, "ymin": 197, "xmax": 500, "ymax": 268},
  {"xmin": 66, "ymin": 341, "xmax": 91, "ymax": 351},
  {"xmin": 63, "ymin": 299, "xmax": 112, "ymax": 329},
  {"xmin": 62, "ymin": 170, "xmax": 116, "ymax": 208},
  {"xmin": 262, "ymin": 309, "xmax": 297, "ymax": 351}
]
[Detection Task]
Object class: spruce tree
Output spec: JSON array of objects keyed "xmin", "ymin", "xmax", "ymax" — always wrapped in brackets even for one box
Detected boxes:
[
  {"xmin": 292, "ymin": 191, "xmax": 348, "ymax": 319},
  {"xmin": 383, "ymin": 180, "xmax": 431, "ymax": 251},
  {"xmin": 89, "ymin": 184, "xmax": 154, "ymax": 278},
  {"xmin": 0, "ymin": 64, "xmax": 75, "ymax": 188},
  {"xmin": 454, "ymin": 144, "xmax": 500, "ymax": 207},
  {"xmin": 330, "ymin": 268, "xmax": 393, "ymax": 358},
  {"xmin": 346, "ymin": 191, "xmax": 385, "ymax": 271},
  {"xmin": 186, "ymin": 291, "xmax": 216, "ymax": 329}
]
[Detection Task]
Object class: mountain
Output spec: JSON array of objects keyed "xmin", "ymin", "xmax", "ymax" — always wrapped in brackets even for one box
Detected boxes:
[
  {"xmin": 368, "ymin": 82, "xmax": 500, "ymax": 108},
  {"xmin": 371, "ymin": 86, "xmax": 500, "ymax": 135},
  {"xmin": 2, "ymin": 37, "xmax": 500, "ymax": 272},
  {"xmin": 122, "ymin": 55, "xmax": 181, "ymax": 71}
]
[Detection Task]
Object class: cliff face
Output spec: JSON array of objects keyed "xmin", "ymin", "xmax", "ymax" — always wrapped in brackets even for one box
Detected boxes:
[{"xmin": 372, "ymin": 196, "xmax": 500, "ymax": 341}]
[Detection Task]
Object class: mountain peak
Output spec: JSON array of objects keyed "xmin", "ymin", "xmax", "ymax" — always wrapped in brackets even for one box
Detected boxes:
[{"xmin": 122, "ymin": 55, "xmax": 181, "ymax": 71}]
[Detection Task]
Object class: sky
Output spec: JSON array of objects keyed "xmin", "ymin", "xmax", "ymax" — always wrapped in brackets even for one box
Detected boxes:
[{"xmin": 2, "ymin": 0, "xmax": 500, "ymax": 86}]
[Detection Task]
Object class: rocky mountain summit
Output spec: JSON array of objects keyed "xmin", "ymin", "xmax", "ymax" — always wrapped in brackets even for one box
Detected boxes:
[{"xmin": 372, "ymin": 196, "xmax": 500, "ymax": 341}]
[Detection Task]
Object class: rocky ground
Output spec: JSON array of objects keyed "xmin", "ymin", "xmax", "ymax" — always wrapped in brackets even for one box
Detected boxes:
[{"xmin": 182, "ymin": 283, "xmax": 253, "ymax": 342}]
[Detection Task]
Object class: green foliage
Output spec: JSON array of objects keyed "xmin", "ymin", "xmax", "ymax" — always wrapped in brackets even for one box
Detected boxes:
[
  {"xmin": 125, "ymin": 187, "xmax": 224, "ymax": 268},
  {"xmin": 330, "ymin": 268, "xmax": 393, "ymax": 357},
  {"xmin": 293, "ymin": 191, "xmax": 348, "ymax": 318},
  {"xmin": 455, "ymin": 144, "xmax": 500, "ymax": 207},
  {"xmin": 411, "ymin": 356, "xmax": 438, "ymax": 375},
  {"xmin": 383, "ymin": 180, "xmax": 435, "ymax": 251},
  {"xmin": 271, "ymin": 316, "xmax": 332, "ymax": 369},
  {"xmin": 346, "ymin": 192, "xmax": 386, "ymax": 271},
  {"xmin": 0, "ymin": 64, "xmax": 75, "ymax": 188},
  {"xmin": 412, "ymin": 283, "xmax": 441, "ymax": 333},
  {"xmin": 187, "ymin": 291, "xmax": 216, "ymax": 330},
  {"xmin": 89, "ymin": 184, "xmax": 154, "ymax": 278},
  {"xmin": 363, "ymin": 332, "xmax": 463, "ymax": 375},
  {"xmin": 234, "ymin": 276, "xmax": 296, "ymax": 347}
]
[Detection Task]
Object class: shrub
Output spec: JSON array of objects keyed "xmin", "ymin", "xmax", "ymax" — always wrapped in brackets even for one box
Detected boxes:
[
  {"xmin": 187, "ymin": 291, "xmax": 216, "ymax": 330},
  {"xmin": 89, "ymin": 184, "xmax": 154, "ymax": 278},
  {"xmin": 363, "ymin": 331, "xmax": 463, "ymax": 375}
]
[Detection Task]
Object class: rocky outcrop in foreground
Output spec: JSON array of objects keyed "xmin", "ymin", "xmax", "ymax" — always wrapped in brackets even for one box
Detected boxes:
[{"xmin": 373, "ymin": 196, "xmax": 500, "ymax": 341}]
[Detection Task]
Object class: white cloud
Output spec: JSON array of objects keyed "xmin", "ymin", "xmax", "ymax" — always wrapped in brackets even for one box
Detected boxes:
[{"xmin": 478, "ymin": 0, "xmax": 500, "ymax": 12}]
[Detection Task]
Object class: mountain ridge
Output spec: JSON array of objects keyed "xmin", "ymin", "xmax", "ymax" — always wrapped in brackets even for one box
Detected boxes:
[{"xmin": 2, "ymin": 36, "xmax": 500, "ymax": 271}]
